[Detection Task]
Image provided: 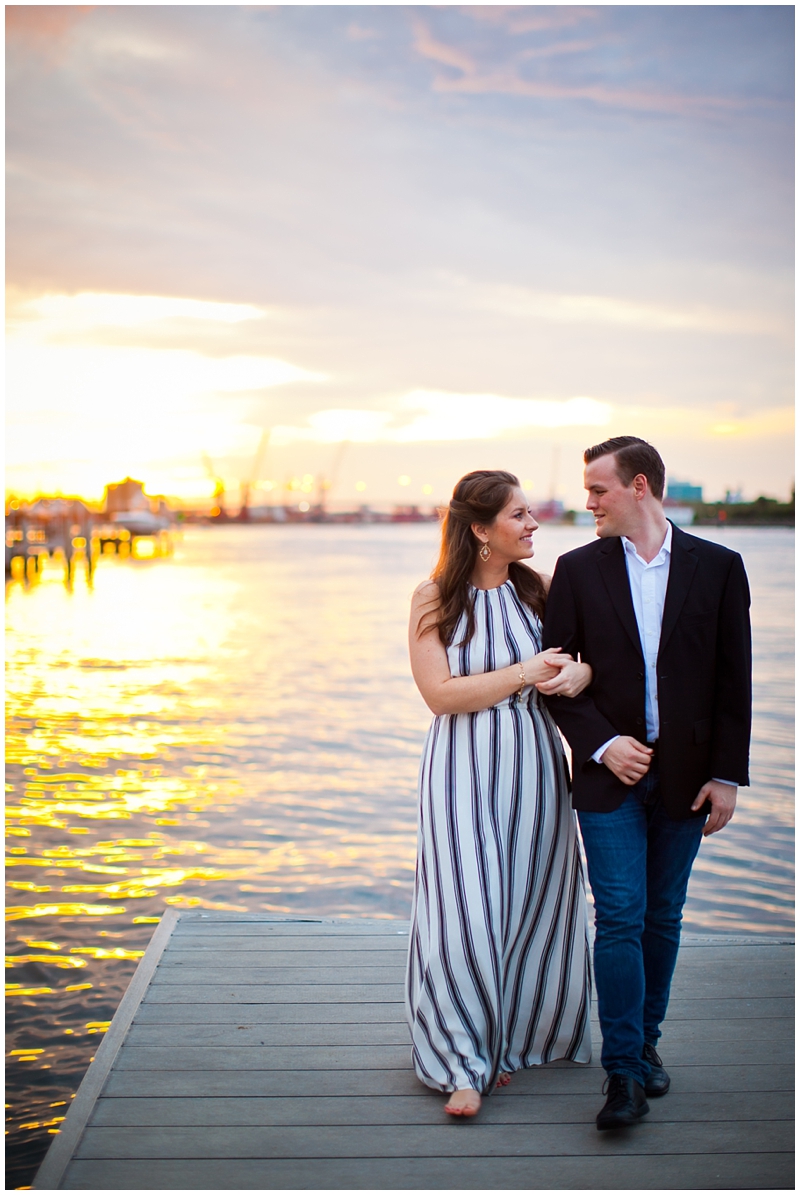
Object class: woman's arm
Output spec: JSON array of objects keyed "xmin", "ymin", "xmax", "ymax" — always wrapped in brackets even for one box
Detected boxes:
[
  {"xmin": 536, "ymin": 571, "xmax": 592, "ymax": 697},
  {"xmin": 409, "ymin": 581, "xmax": 569, "ymax": 716}
]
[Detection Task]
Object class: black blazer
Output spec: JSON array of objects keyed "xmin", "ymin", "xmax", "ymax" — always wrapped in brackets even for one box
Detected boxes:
[{"xmin": 542, "ymin": 523, "xmax": 751, "ymax": 819}]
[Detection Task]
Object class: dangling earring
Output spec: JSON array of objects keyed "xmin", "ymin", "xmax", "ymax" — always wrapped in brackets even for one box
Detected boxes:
[{"xmin": 479, "ymin": 542, "xmax": 491, "ymax": 562}]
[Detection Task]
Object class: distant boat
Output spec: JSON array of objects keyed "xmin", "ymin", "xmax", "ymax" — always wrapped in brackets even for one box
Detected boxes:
[{"xmin": 111, "ymin": 510, "xmax": 171, "ymax": 536}]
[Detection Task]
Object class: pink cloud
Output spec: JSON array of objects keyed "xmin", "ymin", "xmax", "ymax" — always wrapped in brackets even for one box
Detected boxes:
[
  {"xmin": 432, "ymin": 68, "xmax": 749, "ymax": 117},
  {"xmin": 464, "ymin": 7, "xmax": 599, "ymax": 35},
  {"xmin": 347, "ymin": 23, "xmax": 379, "ymax": 43},
  {"xmin": 411, "ymin": 16, "xmax": 476, "ymax": 76},
  {"xmin": 6, "ymin": 5, "xmax": 94, "ymax": 64}
]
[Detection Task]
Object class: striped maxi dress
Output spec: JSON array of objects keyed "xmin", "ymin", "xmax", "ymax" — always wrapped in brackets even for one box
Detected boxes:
[{"xmin": 405, "ymin": 579, "xmax": 592, "ymax": 1094}]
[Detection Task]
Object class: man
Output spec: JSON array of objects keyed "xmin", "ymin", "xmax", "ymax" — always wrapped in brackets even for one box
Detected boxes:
[{"xmin": 542, "ymin": 436, "xmax": 751, "ymax": 1130}]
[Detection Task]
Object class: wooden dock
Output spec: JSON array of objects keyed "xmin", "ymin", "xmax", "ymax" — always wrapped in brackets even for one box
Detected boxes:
[{"xmin": 34, "ymin": 913, "xmax": 794, "ymax": 1191}]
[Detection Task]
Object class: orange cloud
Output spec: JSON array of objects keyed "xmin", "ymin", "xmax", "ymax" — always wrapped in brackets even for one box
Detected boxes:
[{"xmin": 6, "ymin": 5, "xmax": 94, "ymax": 65}]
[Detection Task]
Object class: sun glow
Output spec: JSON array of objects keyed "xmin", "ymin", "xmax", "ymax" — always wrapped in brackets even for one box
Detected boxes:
[{"xmin": 6, "ymin": 291, "xmax": 326, "ymax": 499}]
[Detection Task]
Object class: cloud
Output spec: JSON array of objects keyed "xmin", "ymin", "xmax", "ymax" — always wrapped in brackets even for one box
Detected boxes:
[
  {"xmin": 431, "ymin": 64, "xmax": 747, "ymax": 118},
  {"xmin": 410, "ymin": 16, "xmax": 476, "ymax": 76},
  {"xmin": 410, "ymin": 13, "xmax": 757, "ymax": 118},
  {"xmin": 346, "ymin": 23, "xmax": 379, "ymax": 43},
  {"xmin": 6, "ymin": 5, "xmax": 95, "ymax": 68},
  {"xmin": 270, "ymin": 393, "xmax": 613, "ymax": 447},
  {"xmin": 4, "ymin": 8, "xmax": 793, "ymax": 505},
  {"xmin": 449, "ymin": 279, "xmax": 790, "ymax": 337},
  {"xmin": 15, "ymin": 292, "xmax": 267, "ymax": 330},
  {"xmin": 6, "ymin": 293, "xmax": 326, "ymax": 446},
  {"xmin": 465, "ymin": 8, "xmax": 599, "ymax": 36},
  {"xmin": 266, "ymin": 392, "xmax": 794, "ymax": 453}
]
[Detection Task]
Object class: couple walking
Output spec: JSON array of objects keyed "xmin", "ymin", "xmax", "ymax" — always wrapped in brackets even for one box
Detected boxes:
[{"xmin": 405, "ymin": 436, "xmax": 751, "ymax": 1129}]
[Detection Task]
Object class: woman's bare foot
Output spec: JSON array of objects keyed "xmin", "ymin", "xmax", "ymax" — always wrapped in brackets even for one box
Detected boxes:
[
  {"xmin": 444, "ymin": 1089, "xmax": 482, "ymax": 1117},
  {"xmin": 496, "ymin": 1072, "xmax": 511, "ymax": 1088}
]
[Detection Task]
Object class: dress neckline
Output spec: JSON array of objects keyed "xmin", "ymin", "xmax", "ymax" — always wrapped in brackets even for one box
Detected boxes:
[{"xmin": 469, "ymin": 579, "xmax": 513, "ymax": 594}]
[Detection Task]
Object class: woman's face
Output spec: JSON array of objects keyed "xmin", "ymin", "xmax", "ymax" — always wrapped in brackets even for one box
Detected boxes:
[{"xmin": 482, "ymin": 486, "xmax": 539, "ymax": 561}]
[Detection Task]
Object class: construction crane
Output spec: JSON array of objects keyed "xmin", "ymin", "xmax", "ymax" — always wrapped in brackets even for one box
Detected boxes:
[
  {"xmin": 202, "ymin": 453, "xmax": 227, "ymax": 520},
  {"xmin": 314, "ymin": 440, "xmax": 349, "ymax": 518},
  {"xmin": 238, "ymin": 430, "xmax": 270, "ymax": 521}
]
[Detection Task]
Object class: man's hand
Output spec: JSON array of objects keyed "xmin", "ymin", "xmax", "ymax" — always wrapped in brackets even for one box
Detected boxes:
[
  {"xmin": 691, "ymin": 781, "xmax": 737, "ymax": 836},
  {"xmin": 600, "ymin": 736, "xmax": 653, "ymax": 786},
  {"xmin": 535, "ymin": 659, "xmax": 592, "ymax": 698}
]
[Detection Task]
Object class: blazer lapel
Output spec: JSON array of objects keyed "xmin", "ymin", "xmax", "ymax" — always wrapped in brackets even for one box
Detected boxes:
[
  {"xmin": 596, "ymin": 538, "xmax": 643, "ymax": 658},
  {"xmin": 659, "ymin": 523, "xmax": 698, "ymax": 652}
]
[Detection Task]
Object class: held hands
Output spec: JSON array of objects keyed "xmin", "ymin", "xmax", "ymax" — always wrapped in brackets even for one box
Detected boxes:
[
  {"xmin": 601, "ymin": 737, "xmax": 653, "ymax": 786},
  {"xmin": 522, "ymin": 647, "xmax": 570, "ymax": 687},
  {"xmin": 691, "ymin": 781, "xmax": 737, "ymax": 836},
  {"xmin": 535, "ymin": 658, "xmax": 593, "ymax": 698}
]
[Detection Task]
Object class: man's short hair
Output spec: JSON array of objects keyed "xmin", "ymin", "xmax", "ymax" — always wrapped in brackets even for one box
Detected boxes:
[{"xmin": 584, "ymin": 436, "xmax": 666, "ymax": 501}]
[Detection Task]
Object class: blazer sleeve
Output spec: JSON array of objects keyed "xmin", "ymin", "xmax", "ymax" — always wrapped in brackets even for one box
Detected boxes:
[
  {"xmin": 710, "ymin": 551, "xmax": 752, "ymax": 785},
  {"xmin": 542, "ymin": 556, "xmax": 619, "ymax": 767}
]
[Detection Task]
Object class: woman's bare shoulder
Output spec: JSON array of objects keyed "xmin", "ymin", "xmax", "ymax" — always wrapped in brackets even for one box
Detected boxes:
[{"xmin": 412, "ymin": 578, "xmax": 440, "ymax": 602}]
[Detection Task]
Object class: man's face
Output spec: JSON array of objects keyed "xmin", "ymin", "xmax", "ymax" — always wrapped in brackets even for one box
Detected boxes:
[{"xmin": 584, "ymin": 454, "xmax": 637, "ymax": 538}]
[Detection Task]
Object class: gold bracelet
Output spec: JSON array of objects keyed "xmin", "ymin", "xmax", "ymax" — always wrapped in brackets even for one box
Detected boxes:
[{"xmin": 517, "ymin": 664, "xmax": 526, "ymax": 696}]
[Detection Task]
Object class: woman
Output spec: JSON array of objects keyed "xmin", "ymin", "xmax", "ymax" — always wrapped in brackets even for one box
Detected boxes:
[{"xmin": 405, "ymin": 470, "xmax": 592, "ymax": 1117}]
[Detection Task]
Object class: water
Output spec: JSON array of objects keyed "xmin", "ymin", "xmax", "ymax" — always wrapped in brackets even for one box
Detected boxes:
[{"xmin": 5, "ymin": 523, "xmax": 794, "ymax": 1186}]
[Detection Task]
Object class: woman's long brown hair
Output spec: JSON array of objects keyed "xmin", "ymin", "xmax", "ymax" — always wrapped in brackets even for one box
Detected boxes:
[{"xmin": 419, "ymin": 470, "xmax": 547, "ymax": 647}]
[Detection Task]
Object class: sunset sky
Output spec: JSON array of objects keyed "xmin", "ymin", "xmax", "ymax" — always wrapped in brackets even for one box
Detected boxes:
[{"xmin": 6, "ymin": 5, "xmax": 794, "ymax": 509}]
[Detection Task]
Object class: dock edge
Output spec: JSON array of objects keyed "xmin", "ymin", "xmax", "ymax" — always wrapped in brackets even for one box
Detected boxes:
[{"xmin": 32, "ymin": 909, "xmax": 182, "ymax": 1191}]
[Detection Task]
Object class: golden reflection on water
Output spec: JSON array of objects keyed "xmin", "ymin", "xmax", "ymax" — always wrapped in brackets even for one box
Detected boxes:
[{"xmin": 5, "ymin": 524, "xmax": 794, "ymax": 1188}]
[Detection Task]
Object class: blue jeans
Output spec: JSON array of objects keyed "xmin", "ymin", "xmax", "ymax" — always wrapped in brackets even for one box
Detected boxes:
[{"xmin": 577, "ymin": 762, "xmax": 705, "ymax": 1087}]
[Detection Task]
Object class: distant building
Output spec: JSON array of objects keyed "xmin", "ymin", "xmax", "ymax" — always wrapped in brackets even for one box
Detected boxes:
[
  {"xmin": 532, "ymin": 499, "xmax": 565, "ymax": 522},
  {"xmin": 666, "ymin": 478, "xmax": 703, "ymax": 503},
  {"xmin": 104, "ymin": 477, "xmax": 150, "ymax": 516},
  {"xmin": 104, "ymin": 477, "xmax": 171, "ymax": 520}
]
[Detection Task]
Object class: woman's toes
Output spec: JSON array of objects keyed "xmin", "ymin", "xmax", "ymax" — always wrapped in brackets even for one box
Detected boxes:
[
  {"xmin": 444, "ymin": 1089, "xmax": 482, "ymax": 1117},
  {"xmin": 496, "ymin": 1072, "xmax": 511, "ymax": 1088}
]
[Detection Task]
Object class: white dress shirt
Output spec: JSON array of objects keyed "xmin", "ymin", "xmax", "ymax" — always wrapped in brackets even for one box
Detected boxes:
[
  {"xmin": 623, "ymin": 522, "xmax": 672, "ymax": 742},
  {"xmin": 592, "ymin": 522, "xmax": 736, "ymax": 788}
]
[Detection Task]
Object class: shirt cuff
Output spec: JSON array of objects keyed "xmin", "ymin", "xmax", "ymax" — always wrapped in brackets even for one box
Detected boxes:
[
  {"xmin": 711, "ymin": 778, "xmax": 738, "ymax": 788},
  {"xmin": 592, "ymin": 736, "xmax": 620, "ymax": 764}
]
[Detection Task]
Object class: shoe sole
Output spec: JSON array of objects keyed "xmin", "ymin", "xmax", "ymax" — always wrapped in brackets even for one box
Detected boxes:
[{"xmin": 596, "ymin": 1101, "xmax": 650, "ymax": 1130}]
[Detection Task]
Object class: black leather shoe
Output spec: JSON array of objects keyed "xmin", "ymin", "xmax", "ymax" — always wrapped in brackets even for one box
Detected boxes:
[
  {"xmin": 643, "ymin": 1042, "xmax": 670, "ymax": 1097},
  {"xmin": 596, "ymin": 1074, "xmax": 650, "ymax": 1130}
]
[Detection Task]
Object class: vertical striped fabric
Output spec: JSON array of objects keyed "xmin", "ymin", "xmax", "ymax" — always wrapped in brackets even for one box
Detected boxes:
[{"xmin": 406, "ymin": 580, "xmax": 592, "ymax": 1094}]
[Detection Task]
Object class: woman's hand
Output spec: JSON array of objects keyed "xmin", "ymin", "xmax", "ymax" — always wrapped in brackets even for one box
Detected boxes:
[
  {"xmin": 535, "ymin": 658, "xmax": 592, "ymax": 698},
  {"xmin": 521, "ymin": 647, "xmax": 570, "ymax": 686}
]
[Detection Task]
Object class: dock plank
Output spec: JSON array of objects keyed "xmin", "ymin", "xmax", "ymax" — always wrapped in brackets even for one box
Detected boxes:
[
  {"xmin": 60, "ymin": 1153, "xmax": 795, "ymax": 1190},
  {"xmin": 128, "ymin": 995, "xmax": 793, "ymax": 1024},
  {"xmin": 124, "ymin": 1016, "xmax": 791, "ymax": 1048},
  {"xmin": 35, "ymin": 917, "xmax": 794, "ymax": 1191},
  {"xmin": 73, "ymin": 1120, "xmax": 794, "ymax": 1160},
  {"xmin": 141, "ymin": 982, "xmax": 406, "ymax": 1003},
  {"xmin": 102, "ymin": 1062, "xmax": 796, "ymax": 1100},
  {"xmin": 159, "ymin": 949, "xmax": 409, "ymax": 967},
  {"xmin": 150, "ymin": 964, "xmax": 406, "ymax": 983},
  {"xmin": 111, "ymin": 1038, "xmax": 791, "ymax": 1071},
  {"xmin": 91, "ymin": 1091, "xmax": 794, "ymax": 1128}
]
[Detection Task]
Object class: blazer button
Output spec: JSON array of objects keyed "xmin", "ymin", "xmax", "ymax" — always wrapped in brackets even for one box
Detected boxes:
[
  {"xmin": 637, "ymin": 672, "xmax": 644, "ymax": 681},
  {"xmin": 635, "ymin": 717, "xmax": 643, "ymax": 725}
]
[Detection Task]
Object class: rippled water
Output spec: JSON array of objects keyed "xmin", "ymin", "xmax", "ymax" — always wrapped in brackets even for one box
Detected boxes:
[{"xmin": 5, "ymin": 523, "xmax": 794, "ymax": 1186}]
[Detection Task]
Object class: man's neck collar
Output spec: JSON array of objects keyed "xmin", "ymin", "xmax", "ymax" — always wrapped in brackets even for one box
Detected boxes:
[{"xmin": 621, "ymin": 519, "xmax": 672, "ymax": 564}]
